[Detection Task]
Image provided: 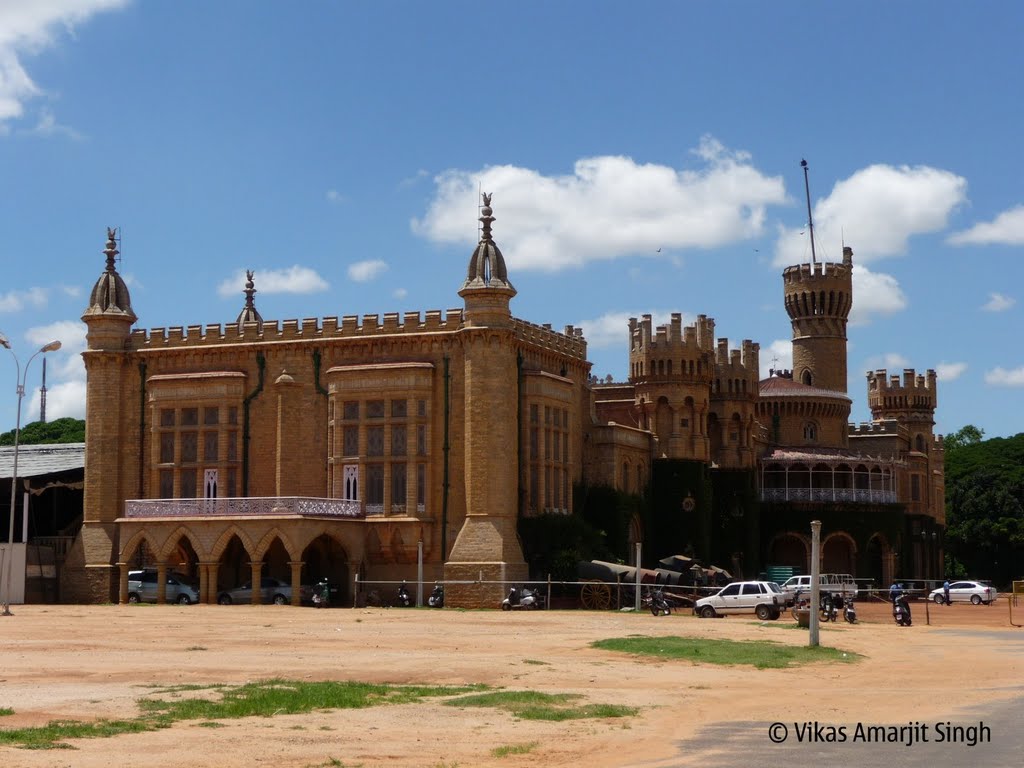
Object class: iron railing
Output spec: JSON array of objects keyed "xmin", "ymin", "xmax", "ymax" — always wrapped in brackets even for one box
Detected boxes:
[{"xmin": 124, "ymin": 496, "xmax": 365, "ymax": 519}]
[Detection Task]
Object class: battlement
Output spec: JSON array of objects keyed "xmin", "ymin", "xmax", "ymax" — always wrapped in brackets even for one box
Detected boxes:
[
  {"xmin": 867, "ymin": 368, "xmax": 938, "ymax": 412},
  {"xmin": 629, "ymin": 313, "xmax": 715, "ymax": 355},
  {"xmin": 512, "ymin": 318, "xmax": 588, "ymax": 359},
  {"xmin": 713, "ymin": 337, "xmax": 760, "ymax": 376},
  {"xmin": 782, "ymin": 247, "xmax": 854, "ymax": 287},
  {"xmin": 848, "ymin": 418, "xmax": 902, "ymax": 437},
  {"xmin": 128, "ymin": 308, "xmax": 466, "ymax": 350}
]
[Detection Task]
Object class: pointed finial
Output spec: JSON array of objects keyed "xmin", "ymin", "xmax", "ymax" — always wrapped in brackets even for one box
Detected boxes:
[
  {"xmin": 104, "ymin": 227, "xmax": 119, "ymax": 273},
  {"xmin": 244, "ymin": 269, "xmax": 257, "ymax": 309},
  {"xmin": 479, "ymin": 192, "xmax": 494, "ymax": 243}
]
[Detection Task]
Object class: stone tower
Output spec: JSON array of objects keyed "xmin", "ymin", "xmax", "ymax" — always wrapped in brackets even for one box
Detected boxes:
[
  {"xmin": 783, "ymin": 246, "xmax": 854, "ymax": 393},
  {"xmin": 72, "ymin": 228, "xmax": 136, "ymax": 601},
  {"xmin": 445, "ymin": 193, "xmax": 528, "ymax": 605}
]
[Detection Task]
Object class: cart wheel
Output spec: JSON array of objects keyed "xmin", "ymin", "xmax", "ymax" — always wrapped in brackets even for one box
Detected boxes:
[{"xmin": 580, "ymin": 580, "xmax": 612, "ymax": 610}]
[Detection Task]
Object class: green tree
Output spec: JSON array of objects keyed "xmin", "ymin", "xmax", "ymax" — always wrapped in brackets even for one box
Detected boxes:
[
  {"xmin": 0, "ymin": 417, "xmax": 85, "ymax": 445},
  {"xmin": 944, "ymin": 424, "xmax": 985, "ymax": 452}
]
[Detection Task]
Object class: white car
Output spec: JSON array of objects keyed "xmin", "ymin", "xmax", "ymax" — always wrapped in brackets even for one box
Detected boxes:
[
  {"xmin": 694, "ymin": 580, "xmax": 783, "ymax": 620},
  {"xmin": 928, "ymin": 581, "xmax": 998, "ymax": 605}
]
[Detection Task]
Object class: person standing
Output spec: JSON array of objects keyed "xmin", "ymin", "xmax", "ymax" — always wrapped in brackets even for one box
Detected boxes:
[{"xmin": 943, "ymin": 579, "xmax": 951, "ymax": 606}]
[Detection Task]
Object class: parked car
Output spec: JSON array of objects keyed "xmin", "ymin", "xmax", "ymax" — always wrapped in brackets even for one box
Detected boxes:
[
  {"xmin": 779, "ymin": 573, "xmax": 858, "ymax": 605},
  {"xmin": 127, "ymin": 569, "xmax": 199, "ymax": 605},
  {"xmin": 928, "ymin": 581, "xmax": 998, "ymax": 605},
  {"xmin": 694, "ymin": 580, "xmax": 783, "ymax": 619},
  {"xmin": 217, "ymin": 576, "xmax": 306, "ymax": 605}
]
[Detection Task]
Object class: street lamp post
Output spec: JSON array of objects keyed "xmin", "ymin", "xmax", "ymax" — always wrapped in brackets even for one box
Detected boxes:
[{"xmin": 1, "ymin": 334, "xmax": 62, "ymax": 616}]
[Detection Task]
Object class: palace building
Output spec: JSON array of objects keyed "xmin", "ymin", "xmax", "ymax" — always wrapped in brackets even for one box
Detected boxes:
[{"xmin": 61, "ymin": 195, "xmax": 943, "ymax": 607}]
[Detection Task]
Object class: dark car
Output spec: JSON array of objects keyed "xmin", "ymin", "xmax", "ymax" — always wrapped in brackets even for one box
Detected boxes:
[
  {"xmin": 127, "ymin": 569, "xmax": 199, "ymax": 605},
  {"xmin": 217, "ymin": 576, "xmax": 308, "ymax": 605}
]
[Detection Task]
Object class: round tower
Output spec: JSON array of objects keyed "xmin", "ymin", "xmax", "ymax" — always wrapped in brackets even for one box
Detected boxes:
[
  {"xmin": 74, "ymin": 228, "xmax": 137, "ymax": 602},
  {"xmin": 782, "ymin": 246, "xmax": 853, "ymax": 393}
]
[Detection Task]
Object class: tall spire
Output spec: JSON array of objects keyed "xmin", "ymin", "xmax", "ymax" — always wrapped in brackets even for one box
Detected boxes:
[
  {"xmin": 461, "ymin": 192, "xmax": 515, "ymax": 293},
  {"xmin": 84, "ymin": 227, "xmax": 136, "ymax": 322}
]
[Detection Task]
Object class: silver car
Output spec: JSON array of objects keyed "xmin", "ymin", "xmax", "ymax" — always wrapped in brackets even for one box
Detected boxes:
[
  {"xmin": 217, "ymin": 576, "xmax": 303, "ymax": 605},
  {"xmin": 928, "ymin": 581, "xmax": 998, "ymax": 605},
  {"xmin": 127, "ymin": 570, "xmax": 199, "ymax": 605}
]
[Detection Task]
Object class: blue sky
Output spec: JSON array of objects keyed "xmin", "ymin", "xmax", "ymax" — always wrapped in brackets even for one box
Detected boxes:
[{"xmin": 1, "ymin": 1, "xmax": 1023, "ymax": 440}]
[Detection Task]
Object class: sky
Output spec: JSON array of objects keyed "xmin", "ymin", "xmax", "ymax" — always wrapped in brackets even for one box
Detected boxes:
[{"xmin": 1, "ymin": 1, "xmax": 1023, "ymax": 440}]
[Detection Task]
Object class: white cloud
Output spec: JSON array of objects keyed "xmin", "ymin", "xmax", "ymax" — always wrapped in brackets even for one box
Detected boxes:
[
  {"xmin": 393, "ymin": 288, "xmax": 408, "ymax": 300},
  {"xmin": 398, "ymin": 169, "xmax": 429, "ymax": 188},
  {"xmin": 14, "ymin": 319, "xmax": 88, "ymax": 420},
  {"xmin": 24, "ymin": 108, "xmax": 83, "ymax": 139},
  {"xmin": 981, "ymin": 292, "xmax": 1015, "ymax": 312},
  {"xmin": 27, "ymin": 379, "xmax": 85, "ymax": 421},
  {"xmin": 60, "ymin": 285, "xmax": 81, "ymax": 298},
  {"xmin": 348, "ymin": 260, "xmax": 388, "ymax": 283},
  {"xmin": 0, "ymin": 286, "xmax": 47, "ymax": 312},
  {"xmin": 576, "ymin": 310, "xmax": 677, "ymax": 350},
  {"xmin": 325, "ymin": 189, "xmax": 346, "ymax": 204},
  {"xmin": 985, "ymin": 366, "xmax": 1024, "ymax": 387},
  {"xmin": 936, "ymin": 362, "xmax": 968, "ymax": 381},
  {"xmin": 849, "ymin": 264, "xmax": 908, "ymax": 325},
  {"xmin": 949, "ymin": 205, "xmax": 1024, "ymax": 246},
  {"xmin": 773, "ymin": 164, "xmax": 967, "ymax": 266},
  {"xmin": 759, "ymin": 339, "xmax": 793, "ymax": 379},
  {"xmin": 863, "ymin": 353, "xmax": 911, "ymax": 374},
  {"xmin": 0, "ymin": 0, "xmax": 130, "ymax": 128},
  {"xmin": 217, "ymin": 266, "xmax": 328, "ymax": 298},
  {"xmin": 413, "ymin": 136, "xmax": 787, "ymax": 272}
]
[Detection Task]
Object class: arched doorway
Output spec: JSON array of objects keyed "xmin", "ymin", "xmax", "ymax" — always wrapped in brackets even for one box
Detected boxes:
[
  {"xmin": 769, "ymin": 533, "xmax": 807, "ymax": 570},
  {"xmin": 302, "ymin": 534, "xmax": 351, "ymax": 605},
  {"xmin": 216, "ymin": 534, "xmax": 251, "ymax": 593},
  {"xmin": 822, "ymin": 533, "xmax": 856, "ymax": 574}
]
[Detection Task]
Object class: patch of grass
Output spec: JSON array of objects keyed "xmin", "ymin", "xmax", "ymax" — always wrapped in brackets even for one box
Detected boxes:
[
  {"xmin": 521, "ymin": 659, "xmax": 549, "ymax": 665},
  {"xmin": 0, "ymin": 708, "xmax": 14, "ymax": 717},
  {"xmin": 185, "ymin": 645, "xmax": 208, "ymax": 651},
  {"xmin": 445, "ymin": 690, "xmax": 637, "ymax": 721},
  {"xmin": 0, "ymin": 680, "xmax": 484, "ymax": 750},
  {"xmin": 491, "ymin": 741, "xmax": 539, "ymax": 757},
  {"xmin": 196, "ymin": 721, "xmax": 225, "ymax": 728},
  {"xmin": 304, "ymin": 759, "xmax": 353, "ymax": 768},
  {"xmin": 590, "ymin": 635, "xmax": 860, "ymax": 669}
]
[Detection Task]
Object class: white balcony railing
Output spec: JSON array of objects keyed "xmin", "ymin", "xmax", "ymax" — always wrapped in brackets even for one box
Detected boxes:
[
  {"xmin": 760, "ymin": 488, "xmax": 898, "ymax": 504},
  {"xmin": 124, "ymin": 496, "xmax": 365, "ymax": 519}
]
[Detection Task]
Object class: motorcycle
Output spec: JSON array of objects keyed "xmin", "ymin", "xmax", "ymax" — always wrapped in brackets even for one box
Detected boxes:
[
  {"xmin": 819, "ymin": 591, "xmax": 838, "ymax": 622},
  {"xmin": 842, "ymin": 595, "xmax": 857, "ymax": 624},
  {"xmin": 647, "ymin": 587, "xmax": 671, "ymax": 617},
  {"xmin": 312, "ymin": 579, "xmax": 331, "ymax": 608},
  {"xmin": 428, "ymin": 583, "xmax": 445, "ymax": 608},
  {"xmin": 502, "ymin": 586, "xmax": 544, "ymax": 611},
  {"xmin": 396, "ymin": 581, "xmax": 413, "ymax": 607},
  {"xmin": 893, "ymin": 593, "xmax": 912, "ymax": 626}
]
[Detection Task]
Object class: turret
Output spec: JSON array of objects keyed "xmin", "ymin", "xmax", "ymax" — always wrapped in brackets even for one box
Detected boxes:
[
  {"xmin": 782, "ymin": 246, "xmax": 853, "ymax": 393},
  {"xmin": 458, "ymin": 192, "xmax": 516, "ymax": 328},
  {"xmin": 867, "ymin": 368, "xmax": 938, "ymax": 441}
]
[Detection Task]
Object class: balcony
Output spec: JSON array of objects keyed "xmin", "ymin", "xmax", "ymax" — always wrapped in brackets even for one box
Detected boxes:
[
  {"xmin": 760, "ymin": 488, "xmax": 898, "ymax": 504},
  {"xmin": 123, "ymin": 497, "xmax": 365, "ymax": 519}
]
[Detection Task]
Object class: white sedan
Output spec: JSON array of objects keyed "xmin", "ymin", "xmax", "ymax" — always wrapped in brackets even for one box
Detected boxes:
[{"xmin": 928, "ymin": 581, "xmax": 998, "ymax": 605}]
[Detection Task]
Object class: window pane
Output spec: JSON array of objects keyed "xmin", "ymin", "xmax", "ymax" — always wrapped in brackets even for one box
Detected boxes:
[
  {"xmin": 204, "ymin": 431, "xmax": 218, "ymax": 461},
  {"xmin": 226, "ymin": 467, "xmax": 237, "ymax": 497},
  {"xmin": 416, "ymin": 425, "xmax": 426, "ymax": 456},
  {"xmin": 180, "ymin": 469, "xmax": 197, "ymax": 498},
  {"xmin": 391, "ymin": 425, "xmax": 407, "ymax": 456},
  {"xmin": 343, "ymin": 401, "xmax": 359, "ymax": 420},
  {"xmin": 366, "ymin": 400, "xmax": 385, "ymax": 419},
  {"xmin": 530, "ymin": 428, "xmax": 538, "ymax": 460},
  {"xmin": 391, "ymin": 399, "xmax": 407, "ymax": 418},
  {"xmin": 367, "ymin": 426, "xmax": 384, "ymax": 456},
  {"xmin": 160, "ymin": 433, "xmax": 175, "ymax": 463},
  {"xmin": 204, "ymin": 407, "xmax": 219, "ymax": 425},
  {"xmin": 181, "ymin": 431, "xmax": 198, "ymax": 462},
  {"xmin": 159, "ymin": 470, "xmax": 174, "ymax": 498},
  {"xmin": 181, "ymin": 408, "xmax": 199, "ymax": 426},
  {"xmin": 160, "ymin": 409, "xmax": 175, "ymax": 427},
  {"xmin": 227, "ymin": 406, "xmax": 238, "ymax": 425},
  {"xmin": 530, "ymin": 404, "xmax": 538, "ymax": 424},
  {"xmin": 227, "ymin": 431, "xmax": 238, "ymax": 461},
  {"xmin": 417, "ymin": 464, "xmax": 426, "ymax": 505},
  {"xmin": 367, "ymin": 464, "xmax": 384, "ymax": 504},
  {"xmin": 417, "ymin": 399, "xmax": 426, "ymax": 418},
  {"xmin": 392, "ymin": 463, "xmax": 407, "ymax": 504},
  {"xmin": 343, "ymin": 426, "xmax": 359, "ymax": 456}
]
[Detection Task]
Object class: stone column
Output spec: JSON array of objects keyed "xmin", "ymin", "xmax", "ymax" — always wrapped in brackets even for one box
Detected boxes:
[
  {"xmin": 274, "ymin": 370, "xmax": 302, "ymax": 497},
  {"xmin": 289, "ymin": 561, "xmax": 304, "ymax": 606},
  {"xmin": 117, "ymin": 562, "xmax": 130, "ymax": 605},
  {"xmin": 156, "ymin": 562, "xmax": 168, "ymax": 604},
  {"xmin": 250, "ymin": 560, "xmax": 263, "ymax": 605}
]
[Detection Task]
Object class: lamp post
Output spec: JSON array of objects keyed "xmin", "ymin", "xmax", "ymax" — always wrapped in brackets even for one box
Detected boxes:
[{"xmin": 1, "ymin": 333, "xmax": 62, "ymax": 616}]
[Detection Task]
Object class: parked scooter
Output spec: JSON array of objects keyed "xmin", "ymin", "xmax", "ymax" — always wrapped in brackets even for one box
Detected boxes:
[
  {"xmin": 428, "ymin": 583, "xmax": 445, "ymax": 608},
  {"xmin": 312, "ymin": 579, "xmax": 331, "ymax": 608},
  {"xmin": 396, "ymin": 581, "xmax": 413, "ymax": 607},
  {"xmin": 843, "ymin": 595, "xmax": 857, "ymax": 624},
  {"xmin": 893, "ymin": 592, "xmax": 912, "ymax": 626},
  {"xmin": 819, "ymin": 591, "xmax": 838, "ymax": 622},
  {"xmin": 501, "ymin": 585, "xmax": 544, "ymax": 610}
]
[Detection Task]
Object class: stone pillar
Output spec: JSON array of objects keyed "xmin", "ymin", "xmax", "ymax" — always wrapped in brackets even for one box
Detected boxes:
[
  {"xmin": 289, "ymin": 561, "xmax": 304, "ymax": 606},
  {"xmin": 250, "ymin": 561, "xmax": 263, "ymax": 605},
  {"xmin": 199, "ymin": 562, "xmax": 217, "ymax": 604},
  {"xmin": 156, "ymin": 562, "xmax": 168, "ymax": 604},
  {"xmin": 117, "ymin": 562, "xmax": 129, "ymax": 605},
  {"xmin": 274, "ymin": 370, "xmax": 302, "ymax": 497}
]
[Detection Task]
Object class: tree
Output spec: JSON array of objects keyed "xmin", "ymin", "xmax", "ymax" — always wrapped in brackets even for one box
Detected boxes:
[
  {"xmin": 0, "ymin": 417, "xmax": 85, "ymax": 445},
  {"xmin": 944, "ymin": 424, "xmax": 985, "ymax": 452}
]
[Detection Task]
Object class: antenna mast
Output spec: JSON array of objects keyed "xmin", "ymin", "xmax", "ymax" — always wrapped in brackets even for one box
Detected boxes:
[{"xmin": 800, "ymin": 159, "xmax": 817, "ymax": 264}]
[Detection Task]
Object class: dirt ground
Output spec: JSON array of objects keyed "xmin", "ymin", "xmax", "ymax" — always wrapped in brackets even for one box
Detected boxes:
[{"xmin": 0, "ymin": 598, "xmax": 1021, "ymax": 768}]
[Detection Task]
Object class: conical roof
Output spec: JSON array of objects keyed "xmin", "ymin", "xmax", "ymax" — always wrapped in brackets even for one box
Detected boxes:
[
  {"xmin": 83, "ymin": 228, "xmax": 136, "ymax": 323},
  {"xmin": 461, "ymin": 192, "xmax": 515, "ymax": 294},
  {"xmin": 235, "ymin": 269, "xmax": 264, "ymax": 329}
]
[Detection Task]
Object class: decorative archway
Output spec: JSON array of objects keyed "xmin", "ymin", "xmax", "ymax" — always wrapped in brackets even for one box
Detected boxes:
[
  {"xmin": 768, "ymin": 532, "xmax": 808, "ymax": 570},
  {"xmin": 822, "ymin": 531, "xmax": 857, "ymax": 574}
]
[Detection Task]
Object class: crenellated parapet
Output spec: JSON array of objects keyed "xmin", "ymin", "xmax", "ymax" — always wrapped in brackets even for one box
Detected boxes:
[
  {"xmin": 512, "ymin": 318, "xmax": 588, "ymax": 360},
  {"xmin": 867, "ymin": 368, "xmax": 938, "ymax": 416},
  {"xmin": 847, "ymin": 419, "xmax": 904, "ymax": 437},
  {"xmin": 128, "ymin": 309, "xmax": 467, "ymax": 350},
  {"xmin": 628, "ymin": 313, "xmax": 715, "ymax": 383},
  {"xmin": 783, "ymin": 247, "xmax": 853, "ymax": 329},
  {"xmin": 712, "ymin": 337, "xmax": 760, "ymax": 400}
]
